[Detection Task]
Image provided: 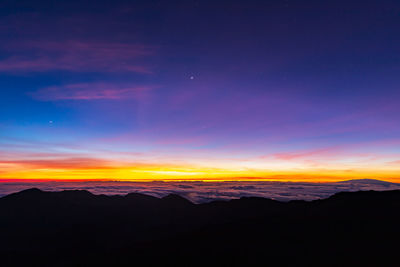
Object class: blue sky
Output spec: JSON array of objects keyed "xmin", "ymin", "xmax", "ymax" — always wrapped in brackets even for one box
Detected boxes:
[{"xmin": 1, "ymin": 0, "xmax": 400, "ymax": 181}]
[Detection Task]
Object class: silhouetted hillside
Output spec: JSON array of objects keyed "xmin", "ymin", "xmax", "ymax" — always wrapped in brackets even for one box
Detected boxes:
[{"xmin": 1, "ymin": 189, "xmax": 399, "ymax": 266}]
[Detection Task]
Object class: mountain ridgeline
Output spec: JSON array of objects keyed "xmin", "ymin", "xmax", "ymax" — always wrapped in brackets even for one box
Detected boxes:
[{"xmin": 1, "ymin": 188, "xmax": 399, "ymax": 266}]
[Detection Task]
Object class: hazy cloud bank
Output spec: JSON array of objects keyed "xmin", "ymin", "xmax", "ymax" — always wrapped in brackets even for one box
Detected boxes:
[{"xmin": 1, "ymin": 179, "xmax": 400, "ymax": 203}]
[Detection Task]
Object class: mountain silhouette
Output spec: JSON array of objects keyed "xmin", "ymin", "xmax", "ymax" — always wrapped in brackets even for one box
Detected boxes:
[
  {"xmin": 338, "ymin": 178, "xmax": 397, "ymax": 185},
  {"xmin": 1, "ymin": 188, "xmax": 399, "ymax": 266}
]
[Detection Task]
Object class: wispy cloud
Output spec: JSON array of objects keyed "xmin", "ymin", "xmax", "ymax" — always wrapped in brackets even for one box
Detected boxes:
[
  {"xmin": 387, "ymin": 160, "xmax": 400, "ymax": 166},
  {"xmin": 0, "ymin": 41, "xmax": 155, "ymax": 74},
  {"xmin": 273, "ymin": 147, "xmax": 342, "ymax": 160},
  {"xmin": 31, "ymin": 82, "xmax": 155, "ymax": 101}
]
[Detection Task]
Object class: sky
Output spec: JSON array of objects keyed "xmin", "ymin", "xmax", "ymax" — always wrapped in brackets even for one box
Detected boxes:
[{"xmin": 0, "ymin": 0, "xmax": 400, "ymax": 182}]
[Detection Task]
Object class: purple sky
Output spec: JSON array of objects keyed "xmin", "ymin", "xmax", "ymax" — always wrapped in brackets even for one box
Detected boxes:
[{"xmin": 0, "ymin": 1, "xmax": 400, "ymax": 182}]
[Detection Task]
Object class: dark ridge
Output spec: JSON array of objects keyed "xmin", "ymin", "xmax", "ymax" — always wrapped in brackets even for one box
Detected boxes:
[
  {"xmin": 2, "ymin": 188, "xmax": 400, "ymax": 205},
  {"xmin": 123, "ymin": 192, "xmax": 161, "ymax": 205},
  {"xmin": 13, "ymin": 187, "xmax": 43, "ymax": 195},
  {"xmin": 233, "ymin": 196, "xmax": 281, "ymax": 203},
  {"xmin": 125, "ymin": 192, "xmax": 160, "ymax": 200},
  {"xmin": 324, "ymin": 189, "xmax": 400, "ymax": 201},
  {"xmin": 57, "ymin": 189, "xmax": 95, "ymax": 197},
  {"xmin": 2, "ymin": 188, "xmax": 400, "ymax": 204},
  {"xmin": 161, "ymin": 193, "xmax": 194, "ymax": 205},
  {"xmin": 0, "ymin": 188, "xmax": 45, "ymax": 201},
  {"xmin": 22, "ymin": 187, "xmax": 43, "ymax": 193},
  {"xmin": 58, "ymin": 189, "xmax": 94, "ymax": 194},
  {"xmin": 0, "ymin": 189, "xmax": 399, "ymax": 266}
]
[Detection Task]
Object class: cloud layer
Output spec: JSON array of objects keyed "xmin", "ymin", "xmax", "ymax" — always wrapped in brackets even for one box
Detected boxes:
[{"xmin": 1, "ymin": 180, "xmax": 399, "ymax": 203}]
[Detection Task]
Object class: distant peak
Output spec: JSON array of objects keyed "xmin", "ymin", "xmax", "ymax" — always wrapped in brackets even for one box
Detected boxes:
[
  {"xmin": 339, "ymin": 179, "xmax": 394, "ymax": 184},
  {"xmin": 20, "ymin": 188, "xmax": 43, "ymax": 194},
  {"xmin": 24, "ymin": 187, "xmax": 42, "ymax": 191},
  {"xmin": 59, "ymin": 190, "xmax": 94, "ymax": 197},
  {"xmin": 2, "ymin": 188, "xmax": 45, "ymax": 199}
]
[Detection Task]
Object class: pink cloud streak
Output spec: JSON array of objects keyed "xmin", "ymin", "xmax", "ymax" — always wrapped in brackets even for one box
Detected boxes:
[
  {"xmin": 0, "ymin": 41, "xmax": 155, "ymax": 74},
  {"xmin": 273, "ymin": 147, "xmax": 342, "ymax": 160},
  {"xmin": 31, "ymin": 82, "xmax": 155, "ymax": 101}
]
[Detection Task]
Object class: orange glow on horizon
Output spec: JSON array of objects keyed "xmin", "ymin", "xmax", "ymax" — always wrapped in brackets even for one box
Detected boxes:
[{"xmin": 1, "ymin": 166, "xmax": 399, "ymax": 183}]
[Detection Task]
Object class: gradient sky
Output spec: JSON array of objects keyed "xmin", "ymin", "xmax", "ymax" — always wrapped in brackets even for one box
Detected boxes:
[{"xmin": 1, "ymin": 0, "xmax": 400, "ymax": 182}]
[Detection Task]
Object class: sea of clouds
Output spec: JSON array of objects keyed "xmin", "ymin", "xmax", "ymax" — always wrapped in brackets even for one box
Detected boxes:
[{"xmin": 1, "ymin": 179, "xmax": 399, "ymax": 203}]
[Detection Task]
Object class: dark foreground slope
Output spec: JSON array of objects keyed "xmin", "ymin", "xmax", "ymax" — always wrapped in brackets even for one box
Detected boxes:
[{"xmin": 1, "ymin": 189, "xmax": 399, "ymax": 267}]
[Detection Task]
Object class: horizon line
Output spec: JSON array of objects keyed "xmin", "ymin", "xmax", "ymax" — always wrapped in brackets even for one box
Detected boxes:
[{"xmin": 1, "ymin": 178, "xmax": 398, "ymax": 184}]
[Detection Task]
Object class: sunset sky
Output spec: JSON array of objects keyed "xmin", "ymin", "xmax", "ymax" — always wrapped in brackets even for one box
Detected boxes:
[{"xmin": 1, "ymin": 0, "xmax": 400, "ymax": 182}]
